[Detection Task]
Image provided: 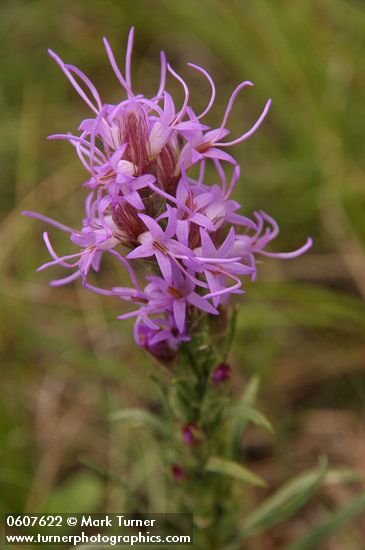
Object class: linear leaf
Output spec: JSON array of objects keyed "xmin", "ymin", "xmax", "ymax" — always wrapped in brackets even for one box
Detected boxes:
[
  {"xmin": 109, "ymin": 408, "xmax": 170, "ymax": 437},
  {"xmin": 240, "ymin": 458, "xmax": 328, "ymax": 539},
  {"xmin": 206, "ymin": 456, "xmax": 267, "ymax": 488},
  {"xmin": 233, "ymin": 405, "xmax": 274, "ymax": 433},
  {"xmin": 230, "ymin": 376, "xmax": 260, "ymax": 458},
  {"xmin": 286, "ymin": 491, "xmax": 365, "ymax": 550},
  {"xmin": 323, "ymin": 468, "xmax": 361, "ymax": 486}
]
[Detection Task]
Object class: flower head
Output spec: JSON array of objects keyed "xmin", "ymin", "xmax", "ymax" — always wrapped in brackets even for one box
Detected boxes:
[{"xmin": 23, "ymin": 28, "xmax": 312, "ymax": 361}]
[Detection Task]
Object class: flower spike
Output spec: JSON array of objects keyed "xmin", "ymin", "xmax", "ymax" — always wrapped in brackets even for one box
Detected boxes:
[{"xmin": 25, "ymin": 28, "xmax": 311, "ymax": 359}]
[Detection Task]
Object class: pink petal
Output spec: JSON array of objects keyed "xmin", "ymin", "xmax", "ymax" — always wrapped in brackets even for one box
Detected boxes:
[
  {"xmin": 218, "ymin": 227, "xmax": 235, "ymax": 257},
  {"xmin": 138, "ymin": 213, "xmax": 163, "ymax": 238},
  {"xmin": 155, "ymin": 249, "xmax": 172, "ymax": 282},
  {"xmin": 199, "ymin": 228, "xmax": 216, "ymax": 257},
  {"xmin": 127, "ymin": 242, "xmax": 154, "ymax": 259},
  {"xmin": 173, "ymin": 299, "xmax": 186, "ymax": 333},
  {"xmin": 188, "ymin": 292, "xmax": 218, "ymax": 315}
]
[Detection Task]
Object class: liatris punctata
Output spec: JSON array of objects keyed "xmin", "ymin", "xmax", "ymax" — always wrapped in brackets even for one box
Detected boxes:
[
  {"xmin": 23, "ymin": 28, "xmax": 311, "ymax": 361},
  {"xmin": 24, "ymin": 29, "xmax": 313, "ymax": 547}
]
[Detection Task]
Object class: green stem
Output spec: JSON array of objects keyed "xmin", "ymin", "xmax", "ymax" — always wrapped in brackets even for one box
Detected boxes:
[{"xmin": 164, "ymin": 307, "xmax": 238, "ymax": 548}]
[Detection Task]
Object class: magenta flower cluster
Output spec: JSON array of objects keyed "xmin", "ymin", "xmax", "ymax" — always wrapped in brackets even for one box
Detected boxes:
[{"xmin": 23, "ymin": 29, "xmax": 312, "ymax": 360}]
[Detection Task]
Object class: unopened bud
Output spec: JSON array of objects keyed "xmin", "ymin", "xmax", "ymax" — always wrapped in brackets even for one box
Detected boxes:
[{"xmin": 211, "ymin": 362, "xmax": 231, "ymax": 384}]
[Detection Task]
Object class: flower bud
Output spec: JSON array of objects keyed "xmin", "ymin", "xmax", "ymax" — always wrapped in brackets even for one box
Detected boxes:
[
  {"xmin": 181, "ymin": 422, "xmax": 197, "ymax": 445},
  {"xmin": 171, "ymin": 464, "xmax": 187, "ymax": 481},
  {"xmin": 120, "ymin": 102, "xmax": 150, "ymax": 173},
  {"xmin": 211, "ymin": 362, "xmax": 231, "ymax": 384},
  {"xmin": 112, "ymin": 198, "xmax": 146, "ymax": 246}
]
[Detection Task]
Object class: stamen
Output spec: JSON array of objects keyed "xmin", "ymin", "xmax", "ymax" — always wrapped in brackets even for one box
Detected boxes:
[
  {"xmin": 168, "ymin": 286, "xmax": 184, "ymax": 299},
  {"xmin": 215, "ymin": 98, "xmax": 272, "ymax": 147},
  {"xmin": 125, "ymin": 27, "xmax": 135, "ymax": 96},
  {"xmin": 153, "ymin": 240, "xmax": 169, "ymax": 254},
  {"xmin": 167, "ymin": 63, "xmax": 189, "ymax": 125},
  {"xmin": 187, "ymin": 63, "xmax": 216, "ymax": 120}
]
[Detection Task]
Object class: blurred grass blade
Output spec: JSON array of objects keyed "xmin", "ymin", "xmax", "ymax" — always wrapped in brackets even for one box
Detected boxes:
[
  {"xmin": 79, "ymin": 457, "xmax": 143, "ymax": 511},
  {"xmin": 109, "ymin": 408, "xmax": 170, "ymax": 437},
  {"xmin": 230, "ymin": 376, "xmax": 260, "ymax": 458},
  {"xmin": 43, "ymin": 472, "xmax": 104, "ymax": 514},
  {"xmin": 324, "ymin": 468, "xmax": 361, "ymax": 486},
  {"xmin": 206, "ymin": 456, "xmax": 267, "ymax": 488},
  {"xmin": 285, "ymin": 491, "xmax": 365, "ymax": 550},
  {"xmin": 240, "ymin": 458, "xmax": 328, "ymax": 539}
]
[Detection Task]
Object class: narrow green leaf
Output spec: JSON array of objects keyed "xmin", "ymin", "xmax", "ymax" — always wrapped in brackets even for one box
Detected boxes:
[
  {"xmin": 240, "ymin": 376, "xmax": 260, "ymax": 406},
  {"xmin": 233, "ymin": 405, "xmax": 274, "ymax": 433},
  {"xmin": 109, "ymin": 408, "xmax": 170, "ymax": 437},
  {"xmin": 286, "ymin": 491, "xmax": 365, "ymax": 550},
  {"xmin": 169, "ymin": 377, "xmax": 199, "ymax": 419},
  {"xmin": 220, "ymin": 306, "xmax": 238, "ymax": 362},
  {"xmin": 79, "ymin": 456, "xmax": 157, "ymax": 512},
  {"xmin": 323, "ymin": 468, "xmax": 361, "ymax": 486},
  {"xmin": 150, "ymin": 373, "xmax": 174, "ymax": 418},
  {"xmin": 206, "ymin": 456, "xmax": 267, "ymax": 488},
  {"xmin": 240, "ymin": 458, "xmax": 328, "ymax": 539},
  {"xmin": 230, "ymin": 376, "xmax": 260, "ymax": 458}
]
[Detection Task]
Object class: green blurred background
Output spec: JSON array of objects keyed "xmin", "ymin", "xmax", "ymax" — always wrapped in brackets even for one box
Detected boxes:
[{"xmin": 1, "ymin": 0, "xmax": 365, "ymax": 547}]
